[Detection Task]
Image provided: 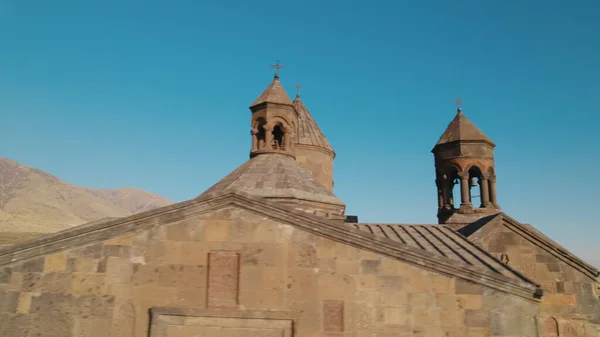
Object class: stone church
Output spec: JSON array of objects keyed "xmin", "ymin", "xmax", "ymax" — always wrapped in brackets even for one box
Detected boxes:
[{"xmin": 0, "ymin": 70, "xmax": 599, "ymax": 337}]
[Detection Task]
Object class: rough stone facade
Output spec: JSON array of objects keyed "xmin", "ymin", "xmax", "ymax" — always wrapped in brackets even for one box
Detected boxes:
[
  {"xmin": 294, "ymin": 145, "xmax": 334, "ymax": 192},
  {"xmin": 0, "ymin": 73, "xmax": 598, "ymax": 337},
  {"xmin": 460, "ymin": 215, "xmax": 600, "ymax": 336},
  {"xmin": 0, "ymin": 197, "xmax": 540, "ymax": 337}
]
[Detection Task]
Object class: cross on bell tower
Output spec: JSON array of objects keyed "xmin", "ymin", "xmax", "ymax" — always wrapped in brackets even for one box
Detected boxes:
[
  {"xmin": 432, "ymin": 101, "xmax": 500, "ymax": 224},
  {"xmin": 248, "ymin": 60, "xmax": 296, "ymax": 158},
  {"xmin": 270, "ymin": 60, "xmax": 284, "ymax": 78}
]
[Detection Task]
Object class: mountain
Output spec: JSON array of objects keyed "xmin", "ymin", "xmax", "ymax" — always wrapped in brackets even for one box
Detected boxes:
[{"xmin": 0, "ymin": 157, "xmax": 173, "ymax": 234}]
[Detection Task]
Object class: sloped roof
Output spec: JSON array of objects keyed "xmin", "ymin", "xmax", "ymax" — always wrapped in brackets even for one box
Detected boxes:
[
  {"xmin": 458, "ymin": 213, "xmax": 600, "ymax": 281},
  {"xmin": 0, "ymin": 191, "xmax": 540, "ymax": 300},
  {"xmin": 293, "ymin": 95, "xmax": 334, "ymax": 153},
  {"xmin": 199, "ymin": 153, "xmax": 344, "ymax": 206},
  {"xmin": 351, "ymin": 223, "xmax": 535, "ymax": 284},
  {"xmin": 435, "ymin": 109, "xmax": 495, "ymax": 147},
  {"xmin": 250, "ymin": 75, "xmax": 293, "ymax": 107}
]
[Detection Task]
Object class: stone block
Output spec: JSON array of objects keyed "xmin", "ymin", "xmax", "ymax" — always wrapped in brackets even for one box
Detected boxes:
[
  {"xmin": 291, "ymin": 244, "xmax": 318, "ymax": 268},
  {"xmin": 464, "ymin": 309, "xmax": 488, "ymax": 328},
  {"xmin": 40, "ymin": 272, "xmax": 72, "ymax": 293},
  {"xmin": 411, "ymin": 306, "xmax": 440, "ymax": 326},
  {"xmin": 45, "ymin": 253, "xmax": 67, "ymax": 272},
  {"xmin": 0, "ymin": 291, "xmax": 18, "ymax": 313},
  {"xmin": 70, "ymin": 273, "xmax": 107, "ymax": 294},
  {"xmin": 74, "ymin": 258, "xmax": 99, "ymax": 273},
  {"xmin": 30, "ymin": 312, "xmax": 74, "ymax": 336},
  {"xmin": 158, "ymin": 264, "xmax": 206, "ymax": 288},
  {"xmin": 0, "ymin": 313, "xmax": 31, "ymax": 336},
  {"xmin": 21, "ymin": 257, "xmax": 45, "ymax": 272},
  {"xmin": 409, "ymin": 292, "xmax": 435, "ymax": 308},
  {"xmin": 16, "ymin": 292, "xmax": 33, "ymax": 314},
  {"xmin": 30, "ymin": 293, "xmax": 74, "ymax": 314},
  {"xmin": 75, "ymin": 294, "xmax": 115, "ymax": 317},
  {"xmin": 103, "ymin": 245, "xmax": 132, "ymax": 258},
  {"xmin": 335, "ymin": 259, "xmax": 359, "ymax": 275},
  {"xmin": 20, "ymin": 272, "xmax": 43, "ymax": 292},
  {"xmin": 203, "ymin": 220, "xmax": 231, "ymax": 242},
  {"xmin": 431, "ymin": 275, "xmax": 454, "ymax": 294},
  {"xmin": 455, "ymin": 279, "xmax": 483, "ymax": 295},
  {"xmin": 165, "ymin": 221, "xmax": 204, "ymax": 242},
  {"xmin": 105, "ymin": 257, "xmax": 134, "ymax": 284},
  {"xmin": 73, "ymin": 317, "xmax": 112, "ymax": 337},
  {"xmin": 0, "ymin": 268, "xmax": 11, "ymax": 284},
  {"xmin": 355, "ymin": 274, "xmax": 379, "ymax": 292},
  {"xmin": 403, "ymin": 275, "xmax": 432, "ymax": 293},
  {"xmin": 360, "ymin": 259, "xmax": 381, "ymax": 274},
  {"xmin": 457, "ymin": 294, "xmax": 483, "ymax": 310}
]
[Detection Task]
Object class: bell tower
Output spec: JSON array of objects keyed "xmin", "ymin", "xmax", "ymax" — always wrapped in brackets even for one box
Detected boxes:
[
  {"xmin": 432, "ymin": 103, "xmax": 500, "ymax": 224},
  {"xmin": 249, "ymin": 61, "xmax": 297, "ymax": 158}
]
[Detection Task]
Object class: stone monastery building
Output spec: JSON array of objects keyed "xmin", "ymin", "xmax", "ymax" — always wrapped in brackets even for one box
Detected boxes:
[{"xmin": 1, "ymin": 70, "xmax": 599, "ymax": 337}]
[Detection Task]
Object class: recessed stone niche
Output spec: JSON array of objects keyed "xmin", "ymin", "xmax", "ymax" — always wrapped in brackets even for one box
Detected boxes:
[{"xmin": 149, "ymin": 307, "xmax": 295, "ymax": 337}]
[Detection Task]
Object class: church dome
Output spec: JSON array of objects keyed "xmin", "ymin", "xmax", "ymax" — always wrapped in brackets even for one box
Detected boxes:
[{"xmin": 199, "ymin": 153, "xmax": 346, "ymax": 220}]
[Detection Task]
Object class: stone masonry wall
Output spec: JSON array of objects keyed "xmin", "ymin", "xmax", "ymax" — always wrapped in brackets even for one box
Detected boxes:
[
  {"xmin": 0, "ymin": 205, "xmax": 539, "ymax": 337},
  {"xmin": 470, "ymin": 223, "xmax": 600, "ymax": 336},
  {"xmin": 295, "ymin": 146, "xmax": 334, "ymax": 191}
]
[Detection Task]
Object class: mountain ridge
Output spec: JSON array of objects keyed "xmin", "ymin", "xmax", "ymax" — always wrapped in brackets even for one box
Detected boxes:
[{"xmin": 0, "ymin": 157, "xmax": 173, "ymax": 233}]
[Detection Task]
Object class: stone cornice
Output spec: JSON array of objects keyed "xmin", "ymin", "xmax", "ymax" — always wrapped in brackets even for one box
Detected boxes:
[
  {"xmin": 294, "ymin": 143, "xmax": 335, "ymax": 159},
  {"xmin": 500, "ymin": 213, "xmax": 599, "ymax": 281},
  {"xmin": 0, "ymin": 191, "xmax": 541, "ymax": 301}
]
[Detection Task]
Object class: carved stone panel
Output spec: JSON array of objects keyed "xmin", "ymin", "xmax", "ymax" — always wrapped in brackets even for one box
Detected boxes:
[
  {"xmin": 323, "ymin": 300, "xmax": 344, "ymax": 333},
  {"xmin": 149, "ymin": 308, "xmax": 295, "ymax": 337},
  {"xmin": 207, "ymin": 251, "xmax": 240, "ymax": 308}
]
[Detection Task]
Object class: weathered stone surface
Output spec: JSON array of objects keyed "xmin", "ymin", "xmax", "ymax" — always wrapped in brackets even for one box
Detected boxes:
[
  {"xmin": 207, "ymin": 251, "xmax": 240, "ymax": 308},
  {"xmin": 0, "ymin": 199, "xmax": 547, "ymax": 337}
]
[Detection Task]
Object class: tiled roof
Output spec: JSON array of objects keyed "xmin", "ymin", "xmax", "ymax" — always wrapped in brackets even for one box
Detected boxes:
[
  {"xmin": 350, "ymin": 223, "xmax": 534, "ymax": 283},
  {"xmin": 293, "ymin": 95, "xmax": 334, "ymax": 153},
  {"xmin": 200, "ymin": 153, "xmax": 344, "ymax": 206},
  {"xmin": 250, "ymin": 75, "xmax": 293, "ymax": 106},
  {"xmin": 435, "ymin": 109, "xmax": 495, "ymax": 147}
]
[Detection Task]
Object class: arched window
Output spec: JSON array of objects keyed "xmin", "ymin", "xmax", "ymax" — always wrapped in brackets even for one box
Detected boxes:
[
  {"xmin": 443, "ymin": 165, "xmax": 461, "ymax": 209},
  {"xmin": 541, "ymin": 317, "xmax": 559, "ymax": 336},
  {"xmin": 467, "ymin": 165, "xmax": 484, "ymax": 206},
  {"xmin": 272, "ymin": 124, "xmax": 284, "ymax": 150},
  {"xmin": 255, "ymin": 118, "xmax": 266, "ymax": 149}
]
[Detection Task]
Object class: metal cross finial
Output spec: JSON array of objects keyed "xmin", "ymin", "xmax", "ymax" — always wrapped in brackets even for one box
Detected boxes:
[
  {"xmin": 295, "ymin": 83, "xmax": 303, "ymax": 96},
  {"xmin": 270, "ymin": 60, "xmax": 284, "ymax": 77},
  {"xmin": 455, "ymin": 97, "xmax": 463, "ymax": 111}
]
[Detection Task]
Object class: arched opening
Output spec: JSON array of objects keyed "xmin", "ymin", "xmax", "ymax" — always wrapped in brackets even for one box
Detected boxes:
[
  {"xmin": 468, "ymin": 165, "xmax": 484, "ymax": 207},
  {"xmin": 441, "ymin": 165, "xmax": 460, "ymax": 209},
  {"xmin": 541, "ymin": 317, "xmax": 559, "ymax": 336},
  {"xmin": 255, "ymin": 118, "xmax": 267, "ymax": 149},
  {"xmin": 272, "ymin": 124, "xmax": 284, "ymax": 150}
]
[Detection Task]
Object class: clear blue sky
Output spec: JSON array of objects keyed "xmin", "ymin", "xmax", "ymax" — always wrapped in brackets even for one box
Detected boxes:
[{"xmin": 1, "ymin": 1, "xmax": 599, "ymax": 265}]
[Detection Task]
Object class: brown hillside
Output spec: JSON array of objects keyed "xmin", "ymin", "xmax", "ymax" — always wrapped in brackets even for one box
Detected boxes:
[{"xmin": 0, "ymin": 157, "xmax": 173, "ymax": 233}]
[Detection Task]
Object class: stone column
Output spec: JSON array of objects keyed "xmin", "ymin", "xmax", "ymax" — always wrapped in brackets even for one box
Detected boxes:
[
  {"xmin": 489, "ymin": 177, "xmax": 498, "ymax": 208},
  {"xmin": 479, "ymin": 176, "xmax": 490, "ymax": 208},
  {"xmin": 436, "ymin": 178, "xmax": 443, "ymax": 209},
  {"xmin": 458, "ymin": 172, "xmax": 472, "ymax": 208},
  {"xmin": 263, "ymin": 123, "xmax": 274, "ymax": 150},
  {"xmin": 283, "ymin": 127, "xmax": 292, "ymax": 152},
  {"xmin": 250, "ymin": 128, "xmax": 258, "ymax": 152}
]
